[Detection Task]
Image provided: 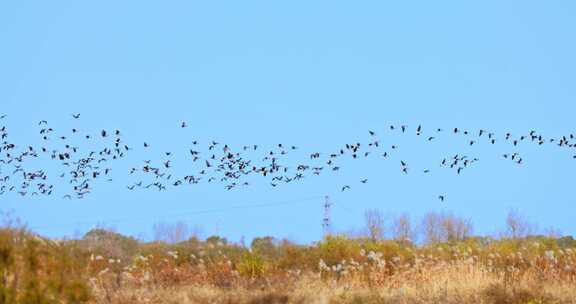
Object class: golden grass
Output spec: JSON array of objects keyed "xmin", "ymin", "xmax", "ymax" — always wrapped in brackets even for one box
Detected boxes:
[
  {"xmin": 92, "ymin": 269, "xmax": 576, "ymax": 304},
  {"xmin": 1, "ymin": 227, "xmax": 576, "ymax": 303}
]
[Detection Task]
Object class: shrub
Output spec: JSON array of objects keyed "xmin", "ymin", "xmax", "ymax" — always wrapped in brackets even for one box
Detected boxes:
[{"xmin": 237, "ymin": 253, "xmax": 267, "ymax": 279}]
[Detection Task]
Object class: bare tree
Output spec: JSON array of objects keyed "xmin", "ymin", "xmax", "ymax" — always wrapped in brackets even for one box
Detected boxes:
[
  {"xmin": 421, "ymin": 212, "xmax": 442, "ymax": 244},
  {"xmin": 545, "ymin": 226, "xmax": 562, "ymax": 238},
  {"xmin": 0, "ymin": 209, "xmax": 23, "ymax": 228},
  {"xmin": 505, "ymin": 208, "xmax": 534, "ymax": 239},
  {"xmin": 440, "ymin": 214, "xmax": 473, "ymax": 242},
  {"xmin": 153, "ymin": 221, "xmax": 191, "ymax": 243},
  {"xmin": 421, "ymin": 211, "xmax": 473, "ymax": 244},
  {"xmin": 392, "ymin": 213, "xmax": 414, "ymax": 242},
  {"xmin": 364, "ymin": 209, "xmax": 385, "ymax": 241}
]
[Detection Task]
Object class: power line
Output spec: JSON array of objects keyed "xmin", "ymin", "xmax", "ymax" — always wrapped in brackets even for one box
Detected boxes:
[{"xmin": 29, "ymin": 195, "xmax": 327, "ymax": 231}]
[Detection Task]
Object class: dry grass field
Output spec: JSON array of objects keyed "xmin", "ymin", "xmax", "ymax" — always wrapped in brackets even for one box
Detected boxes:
[{"xmin": 1, "ymin": 220, "xmax": 576, "ymax": 304}]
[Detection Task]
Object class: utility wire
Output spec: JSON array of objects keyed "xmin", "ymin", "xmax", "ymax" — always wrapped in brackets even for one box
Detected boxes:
[{"xmin": 29, "ymin": 195, "xmax": 328, "ymax": 231}]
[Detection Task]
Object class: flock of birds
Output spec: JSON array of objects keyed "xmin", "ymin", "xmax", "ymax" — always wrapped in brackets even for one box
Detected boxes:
[{"xmin": 1, "ymin": 113, "xmax": 576, "ymax": 202}]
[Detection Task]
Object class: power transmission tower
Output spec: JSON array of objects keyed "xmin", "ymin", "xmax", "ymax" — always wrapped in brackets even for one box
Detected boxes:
[{"xmin": 322, "ymin": 195, "xmax": 332, "ymax": 237}]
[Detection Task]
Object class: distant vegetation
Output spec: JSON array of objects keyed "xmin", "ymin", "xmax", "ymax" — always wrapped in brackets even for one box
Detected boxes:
[{"xmin": 1, "ymin": 210, "xmax": 575, "ymax": 303}]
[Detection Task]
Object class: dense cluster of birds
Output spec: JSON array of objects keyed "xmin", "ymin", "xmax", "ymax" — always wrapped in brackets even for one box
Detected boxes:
[{"xmin": 1, "ymin": 114, "xmax": 575, "ymax": 201}]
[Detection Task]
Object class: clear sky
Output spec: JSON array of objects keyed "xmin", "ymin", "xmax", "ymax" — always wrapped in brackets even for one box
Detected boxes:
[{"xmin": 1, "ymin": 1, "xmax": 575, "ymax": 243}]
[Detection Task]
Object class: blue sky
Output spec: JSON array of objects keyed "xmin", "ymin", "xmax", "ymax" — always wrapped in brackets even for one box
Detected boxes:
[{"xmin": 1, "ymin": 1, "xmax": 575, "ymax": 243}]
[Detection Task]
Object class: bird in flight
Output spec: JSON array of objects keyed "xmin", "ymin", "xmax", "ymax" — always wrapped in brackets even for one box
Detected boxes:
[{"xmin": 4, "ymin": 117, "xmax": 575, "ymax": 199}]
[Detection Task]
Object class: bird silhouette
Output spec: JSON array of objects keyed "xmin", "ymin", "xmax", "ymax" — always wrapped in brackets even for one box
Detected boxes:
[{"xmin": 2, "ymin": 117, "xmax": 574, "ymax": 199}]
